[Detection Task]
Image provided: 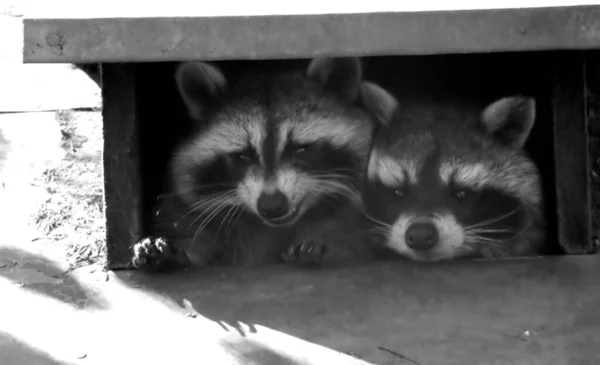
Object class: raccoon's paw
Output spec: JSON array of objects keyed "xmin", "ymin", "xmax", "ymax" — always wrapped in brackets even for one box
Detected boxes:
[
  {"xmin": 283, "ymin": 239, "xmax": 328, "ymax": 266},
  {"xmin": 132, "ymin": 237, "xmax": 179, "ymax": 272}
]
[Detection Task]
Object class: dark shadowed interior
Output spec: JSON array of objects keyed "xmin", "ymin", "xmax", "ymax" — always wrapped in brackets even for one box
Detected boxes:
[{"xmin": 135, "ymin": 51, "xmax": 562, "ymax": 257}]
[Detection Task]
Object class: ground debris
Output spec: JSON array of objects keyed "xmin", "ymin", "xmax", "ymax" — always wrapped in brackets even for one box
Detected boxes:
[
  {"xmin": 376, "ymin": 346, "xmax": 423, "ymax": 365},
  {"xmin": 29, "ymin": 111, "xmax": 106, "ymax": 272},
  {"xmin": 0, "ymin": 258, "xmax": 17, "ymax": 268}
]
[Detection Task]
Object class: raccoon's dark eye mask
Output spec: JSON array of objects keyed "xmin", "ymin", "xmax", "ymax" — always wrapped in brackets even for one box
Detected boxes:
[{"xmin": 230, "ymin": 147, "xmax": 257, "ymax": 164}]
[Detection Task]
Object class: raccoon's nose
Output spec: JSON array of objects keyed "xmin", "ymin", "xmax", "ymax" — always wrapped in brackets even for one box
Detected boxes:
[
  {"xmin": 257, "ymin": 190, "xmax": 290, "ymax": 219},
  {"xmin": 405, "ymin": 221, "xmax": 439, "ymax": 251}
]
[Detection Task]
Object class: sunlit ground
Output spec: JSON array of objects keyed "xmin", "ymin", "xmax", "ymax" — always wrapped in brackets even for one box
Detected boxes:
[{"xmin": 0, "ymin": 247, "xmax": 368, "ymax": 365}]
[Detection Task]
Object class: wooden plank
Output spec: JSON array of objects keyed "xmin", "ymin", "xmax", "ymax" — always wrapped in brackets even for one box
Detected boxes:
[
  {"xmin": 18, "ymin": 1, "xmax": 600, "ymax": 19},
  {"xmin": 117, "ymin": 255, "xmax": 600, "ymax": 364},
  {"xmin": 23, "ymin": 5, "xmax": 600, "ymax": 64},
  {"xmin": 101, "ymin": 64, "xmax": 141, "ymax": 269},
  {"xmin": 553, "ymin": 55, "xmax": 594, "ymax": 254},
  {"xmin": 586, "ymin": 52, "xmax": 600, "ymax": 251}
]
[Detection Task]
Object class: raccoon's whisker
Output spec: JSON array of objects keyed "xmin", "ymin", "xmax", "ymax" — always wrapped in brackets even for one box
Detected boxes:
[
  {"xmin": 184, "ymin": 191, "xmax": 237, "ymax": 219},
  {"xmin": 216, "ymin": 202, "xmax": 242, "ymax": 239},
  {"xmin": 369, "ymin": 227, "xmax": 391, "ymax": 237},
  {"xmin": 197, "ymin": 196, "xmax": 237, "ymax": 232},
  {"xmin": 189, "ymin": 198, "xmax": 229, "ymax": 242},
  {"xmin": 463, "ymin": 209, "xmax": 518, "ymax": 230},
  {"xmin": 186, "ymin": 192, "xmax": 233, "ymax": 214},
  {"xmin": 324, "ymin": 187, "xmax": 360, "ymax": 203},
  {"xmin": 510, "ymin": 217, "xmax": 535, "ymax": 239},
  {"xmin": 463, "ymin": 235, "xmax": 506, "ymax": 247},
  {"xmin": 360, "ymin": 210, "xmax": 391, "ymax": 229},
  {"xmin": 313, "ymin": 178, "xmax": 358, "ymax": 188},
  {"xmin": 225, "ymin": 205, "xmax": 246, "ymax": 243},
  {"xmin": 465, "ymin": 212, "xmax": 517, "ymax": 230},
  {"xmin": 193, "ymin": 196, "xmax": 237, "ymax": 242},
  {"xmin": 186, "ymin": 192, "xmax": 236, "ymax": 228},
  {"xmin": 465, "ymin": 216, "xmax": 533, "ymax": 245},
  {"xmin": 319, "ymin": 180, "xmax": 360, "ymax": 197},
  {"xmin": 319, "ymin": 194, "xmax": 341, "ymax": 209},
  {"xmin": 162, "ymin": 191, "xmax": 228, "ymax": 219},
  {"xmin": 183, "ymin": 196, "xmax": 226, "ymax": 224},
  {"xmin": 309, "ymin": 180, "xmax": 360, "ymax": 203},
  {"xmin": 463, "ymin": 228, "xmax": 514, "ymax": 235},
  {"xmin": 312, "ymin": 173, "xmax": 356, "ymax": 181},
  {"xmin": 311, "ymin": 180, "xmax": 357, "ymax": 195},
  {"xmin": 225, "ymin": 204, "xmax": 244, "ymax": 235}
]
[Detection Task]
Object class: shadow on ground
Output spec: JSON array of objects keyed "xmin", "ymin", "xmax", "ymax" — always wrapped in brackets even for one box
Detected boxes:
[
  {"xmin": 0, "ymin": 331, "xmax": 77, "ymax": 365},
  {"xmin": 114, "ymin": 262, "xmax": 381, "ymax": 364},
  {"xmin": 0, "ymin": 247, "xmax": 107, "ymax": 309},
  {"xmin": 1, "ymin": 247, "xmax": 369, "ymax": 364}
]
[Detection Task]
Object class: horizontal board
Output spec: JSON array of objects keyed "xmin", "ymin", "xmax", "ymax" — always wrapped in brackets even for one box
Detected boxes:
[
  {"xmin": 23, "ymin": 4, "xmax": 600, "ymax": 63},
  {"xmin": 18, "ymin": 0, "xmax": 600, "ymax": 19}
]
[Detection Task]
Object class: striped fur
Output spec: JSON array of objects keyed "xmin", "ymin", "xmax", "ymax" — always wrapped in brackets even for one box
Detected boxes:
[
  {"xmin": 132, "ymin": 58, "xmax": 380, "ymax": 271},
  {"xmin": 361, "ymin": 85, "xmax": 546, "ymax": 262}
]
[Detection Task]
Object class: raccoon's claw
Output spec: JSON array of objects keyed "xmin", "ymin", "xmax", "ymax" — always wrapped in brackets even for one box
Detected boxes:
[
  {"xmin": 283, "ymin": 240, "xmax": 328, "ymax": 266},
  {"xmin": 132, "ymin": 236, "xmax": 176, "ymax": 272}
]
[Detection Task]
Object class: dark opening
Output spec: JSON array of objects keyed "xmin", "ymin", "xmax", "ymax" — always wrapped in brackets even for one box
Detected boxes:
[{"xmin": 135, "ymin": 52, "xmax": 569, "ymax": 258}]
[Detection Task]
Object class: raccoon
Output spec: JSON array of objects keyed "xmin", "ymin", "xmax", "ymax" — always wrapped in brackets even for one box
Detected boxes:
[
  {"xmin": 132, "ymin": 58, "xmax": 380, "ymax": 272},
  {"xmin": 360, "ymin": 83, "xmax": 546, "ymax": 262}
]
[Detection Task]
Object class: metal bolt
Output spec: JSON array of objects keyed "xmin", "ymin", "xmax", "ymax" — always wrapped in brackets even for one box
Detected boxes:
[{"xmin": 46, "ymin": 32, "xmax": 62, "ymax": 47}]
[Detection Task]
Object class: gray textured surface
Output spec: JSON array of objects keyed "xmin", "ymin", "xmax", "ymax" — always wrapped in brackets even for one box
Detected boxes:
[
  {"xmin": 2, "ymin": 245, "xmax": 600, "ymax": 364},
  {"xmin": 22, "ymin": 5, "xmax": 600, "ymax": 64}
]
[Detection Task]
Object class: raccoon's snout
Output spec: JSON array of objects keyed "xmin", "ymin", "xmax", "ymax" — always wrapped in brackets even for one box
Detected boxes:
[
  {"xmin": 405, "ymin": 219, "xmax": 439, "ymax": 251},
  {"xmin": 257, "ymin": 190, "xmax": 296, "ymax": 225}
]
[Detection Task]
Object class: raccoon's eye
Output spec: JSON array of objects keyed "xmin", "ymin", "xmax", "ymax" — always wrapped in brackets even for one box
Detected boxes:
[
  {"xmin": 393, "ymin": 188, "xmax": 406, "ymax": 199},
  {"xmin": 293, "ymin": 144, "xmax": 313, "ymax": 155},
  {"xmin": 235, "ymin": 152, "xmax": 252, "ymax": 162},
  {"xmin": 453, "ymin": 189, "xmax": 467, "ymax": 201}
]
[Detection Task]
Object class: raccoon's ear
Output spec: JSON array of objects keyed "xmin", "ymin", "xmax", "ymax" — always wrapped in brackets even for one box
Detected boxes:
[
  {"xmin": 175, "ymin": 61, "xmax": 227, "ymax": 120},
  {"xmin": 359, "ymin": 81, "xmax": 398, "ymax": 126},
  {"xmin": 306, "ymin": 57, "xmax": 362, "ymax": 102},
  {"xmin": 481, "ymin": 96, "xmax": 536, "ymax": 149}
]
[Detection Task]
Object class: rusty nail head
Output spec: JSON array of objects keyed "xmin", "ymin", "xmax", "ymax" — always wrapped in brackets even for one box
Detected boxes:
[{"xmin": 46, "ymin": 32, "xmax": 62, "ymax": 47}]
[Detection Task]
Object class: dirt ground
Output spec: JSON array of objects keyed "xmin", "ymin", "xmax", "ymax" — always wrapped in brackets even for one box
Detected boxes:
[
  {"xmin": 0, "ymin": 11, "xmax": 105, "ymax": 273},
  {"xmin": 28, "ymin": 110, "xmax": 106, "ymax": 271},
  {"xmin": 0, "ymin": 108, "xmax": 106, "ymax": 273}
]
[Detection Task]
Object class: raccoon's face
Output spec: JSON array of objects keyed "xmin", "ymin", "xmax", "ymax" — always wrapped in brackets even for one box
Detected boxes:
[
  {"xmin": 171, "ymin": 58, "xmax": 375, "ymax": 228},
  {"xmin": 360, "ymin": 85, "xmax": 542, "ymax": 261}
]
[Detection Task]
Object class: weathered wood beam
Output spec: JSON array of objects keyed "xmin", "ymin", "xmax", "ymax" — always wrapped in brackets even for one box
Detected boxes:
[
  {"xmin": 552, "ymin": 55, "xmax": 594, "ymax": 254},
  {"xmin": 23, "ymin": 5, "xmax": 600, "ymax": 64},
  {"xmin": 101, "ymin": 64, "xmax": 141, "ymax": 269}
]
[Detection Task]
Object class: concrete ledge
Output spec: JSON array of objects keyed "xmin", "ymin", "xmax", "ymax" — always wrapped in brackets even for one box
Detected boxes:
[
  {"xmin": 2, "ymin": 243, "xmax": 600, "ymax": 364},
  {"xmin": 116, "ymin": 255, "xmax": 600, "ymax": 364}
]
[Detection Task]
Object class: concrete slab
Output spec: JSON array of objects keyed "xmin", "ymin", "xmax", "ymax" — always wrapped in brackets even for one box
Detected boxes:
[{"xmin": 2, "ymin": 242, "xmax": 600, "ymax": 365}]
